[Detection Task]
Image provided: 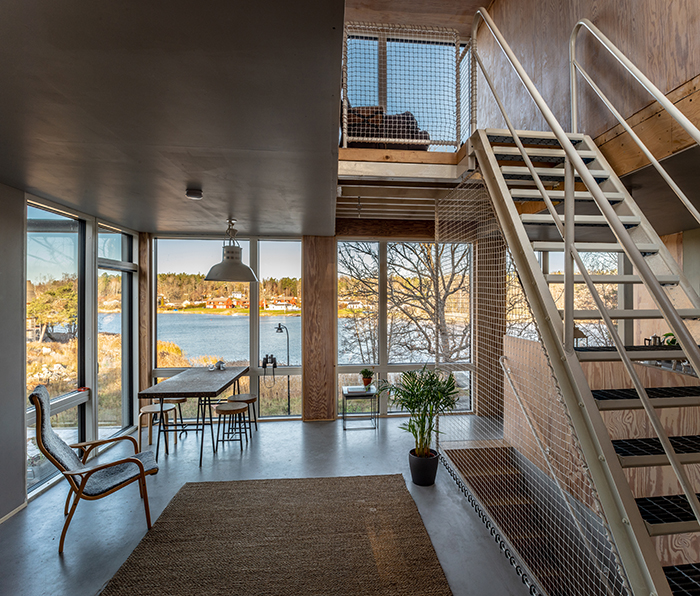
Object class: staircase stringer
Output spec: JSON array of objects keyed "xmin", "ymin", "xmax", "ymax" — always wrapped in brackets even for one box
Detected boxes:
[
  {"xmin": 473, "ymin": 128, "xmax": 672, "ymax": 596},
  {"xmin": 580, "ymin": 135, "xmax": 700, "ymax": 309}
]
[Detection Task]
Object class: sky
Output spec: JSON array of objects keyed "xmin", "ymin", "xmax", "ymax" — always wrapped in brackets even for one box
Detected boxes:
[
  {"xmin": 157, "ymin": 239, "xmax": 301, "ymax": 279},
  {"xmin": 27, "ymin": 206, "xmax": 302, "ymax": 283}
]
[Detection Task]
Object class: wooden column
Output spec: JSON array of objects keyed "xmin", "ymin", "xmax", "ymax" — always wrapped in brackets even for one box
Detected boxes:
[
  {"xmin": 302, "ymin": 236, "xmax": 337, "ymax": 421},
  {"xmin": 138, "ymin": 233, "xmax": 153, "ymax": 395},
  {"xmin": 473, "ymin": 232, "xmax": 506, "ymax": 418}
]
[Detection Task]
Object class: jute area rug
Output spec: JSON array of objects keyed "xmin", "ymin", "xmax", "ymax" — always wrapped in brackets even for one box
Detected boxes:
[{"xmin": 100, "ymin": 474, "xmax": 452, "ymax": 596}]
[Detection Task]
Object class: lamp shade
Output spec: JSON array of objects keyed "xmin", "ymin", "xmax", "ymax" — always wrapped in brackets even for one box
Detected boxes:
[{"xmin": 205, "ymin": 245, "xmax": 258, "ymax": 282}]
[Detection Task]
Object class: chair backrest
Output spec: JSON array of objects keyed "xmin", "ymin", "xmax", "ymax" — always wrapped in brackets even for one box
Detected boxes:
[{"xmin": 29, "ymin": 385, "xmax": 83, "ymax": 473}]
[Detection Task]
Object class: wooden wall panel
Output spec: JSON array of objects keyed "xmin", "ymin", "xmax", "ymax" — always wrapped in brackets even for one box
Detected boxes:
[
  {"xmin": 302, "ymin": 236, "xmax": 337, "ymax": 421},
  {"xmin": 633, "ymin": 232, "xmax": 686, "ymax": 345},
  {"xmin": 503, "ymin": 336, "xmax": 593, "ymax": 507},
  {"xmin": 335, "ymin": 218, "xmax": 434, "ymax": 239},
  {"xmin": 138, "ymin": 232, "xmax": 152, "ymax": 395},
  {"xmin": 473, "ymin": 235, "xmax": 506, "ymax": 417},
  {"xmin": 477, "ymin": 0, "xmax": 700, "ymax": 140}
]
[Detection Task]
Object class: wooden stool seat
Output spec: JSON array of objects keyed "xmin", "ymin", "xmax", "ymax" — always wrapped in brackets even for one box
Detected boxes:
[
  {"xmin": 227, "ymin": 393, "xmax": 256, "ymax": 405},
  {"xmin": 137, "ymin": 403, "xmax": 178, "ymax": 452},
  {"xmin": 140, "ymin": 403, "xmax": 177, "ymax": 415},
  {"xmin": 228, "ymin": 393, "xmax": 258, "ymax": 433},
  {"xmin": 214, "ymin": 402, "xmax": 248, "ymax": 450},
  {"xmin": 215, "ymin": 402, "xmax": 247, "ymax": 415}
]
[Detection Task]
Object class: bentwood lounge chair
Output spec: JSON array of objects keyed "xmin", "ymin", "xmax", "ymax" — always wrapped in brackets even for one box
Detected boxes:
[{"xmin": 29, "ymin": 385, "xmax": 159, "ymax": 554}]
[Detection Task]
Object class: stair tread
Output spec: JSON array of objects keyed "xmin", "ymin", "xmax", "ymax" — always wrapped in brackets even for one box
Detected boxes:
[
  {"xmin": 485, "ymin": 128, "xmax": 585, "ymax": 145},
  {"xmin": 545, "ymin": 273, "xmax": 679, "ymax": 284},
  {"xmin": 532, "ymin": 241, "xmax": 659, "ymax": 253},
  {"xmin": 510, "ymin": 188, "xmax": 624, "ymax": 202},
  {"xmin": 664, "ymin": 564, "xmax": 700, "ymax": 595},
  {"xmin": 613, "ymin": 435, "xmax": 700, "ymax": 458},
  {"xmin": 561, "ymin": 308, "xmax": 700, "ymax": 319},
  {"xmin": 501, "ymin": 165, "xmax": 610, "ymax": 181},
  {"xmin": 593, "ymin": 386, "xmax": 700, "ymax": 401},
  {"xmin": 637, "ymin": 493, "xmax": 700, "ymax": 526},
  {"xmin": 522, "ymin": 214, "xmax": 640, "ymax": 226}
]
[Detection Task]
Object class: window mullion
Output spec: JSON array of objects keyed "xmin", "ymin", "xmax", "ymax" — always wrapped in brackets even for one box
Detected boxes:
[{"xmin": 378, "ymin": 241, "xmax": 388, "ymax": 414}]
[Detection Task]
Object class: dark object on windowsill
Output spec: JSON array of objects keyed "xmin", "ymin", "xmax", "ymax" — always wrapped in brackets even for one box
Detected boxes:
[{"xmin": 342, "ymin": 105, "xmax": 431, "ymax": 151}]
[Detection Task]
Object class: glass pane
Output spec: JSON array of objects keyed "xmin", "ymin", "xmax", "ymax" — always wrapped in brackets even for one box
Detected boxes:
[
  {"xmin": 27, "ymin": 404, "xmax": 79, "ymax": 491},
  {"xmin": 387, "ymin": 242, "xmax": 436, "ymax": 364},
  {"xmin": 337, "ymin": 242, "xmax": 379, "ymax": 365},
  {"xmin": 258, "ymin": 241, "xmax": 301, "ymax": 366},
  {"xmin": 259, "ymin": 375, "xmax": 301, "ymax": 417},
  {"xmin": 156, "ymin": 239, "xmax": 251, "ymax": 367},
  {"xmin": 26, "ymin": 206, "xmax": 80, "ymax": 404},
  {"xmin": 437, "ymin": 243, "xmax": 471, "ymax": 364},
  {"xmin": 337, "ymin": 372, "xmax": 375, "ymax": 416},
  {"xmin": 346, "ymin": 36, "xmax": 378, "ymax": 108},
  {"xmin": 97, "ymin": 270, "xmax": 125, "ymax": 438},
  {"xmin": 386, "ymin": 39, "xmax": 456, "ymax": 147},
  {"xmin": 98, "ymin": 227, "xmax": 124, "ymax": 261}
]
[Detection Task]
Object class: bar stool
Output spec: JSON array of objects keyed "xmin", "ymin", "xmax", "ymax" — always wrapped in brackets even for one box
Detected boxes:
[
  {"xmin": 227, "ymin": 393, "xmax": 258, "ymax": 435},
  {"xmin": 137, "ymin": 402, "xmax": 178, "ymax": 452},
  {"xmin": 164, "ymin": 397, "xmax": 188, "ymax": 436},
  {"xmin": 214, "ymin": 402, "xmax": 248, "ymax": 451}
]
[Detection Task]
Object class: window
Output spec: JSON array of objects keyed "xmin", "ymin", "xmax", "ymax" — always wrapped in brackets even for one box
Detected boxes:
[
  {"xmin": 97, "ymin": 226, "xmax": 135, "ymax": 439},
  {"xmin": 337, "ymin": 242, "xmax": 379, "ymax": 365},
  {"xmin": 154, "ymin": 238, "xmax": 303, "ymax": 419},
  {"xmin": 337, "ymin": 240, "xmax": 473, "ymax": 414},
  {"xmin": 258, "ymin": 241, "xmax": 302, "ymax": 416},
  {"xmin": 155, "ymin": 239, "xmax": 251, "ymax": 368},
  {"xmin": 26, "ymin": 206, "xmax": 80, "ymax": 402}
]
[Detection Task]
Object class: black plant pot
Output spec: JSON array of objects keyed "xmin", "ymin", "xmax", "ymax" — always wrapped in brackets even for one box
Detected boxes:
[{"xmin": 408, "ymin": 448, "xmax": 439, "ymax": 486}]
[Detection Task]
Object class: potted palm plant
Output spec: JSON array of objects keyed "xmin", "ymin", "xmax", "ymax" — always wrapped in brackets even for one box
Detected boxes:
[{"xmin": 378, "ymin": 366, "xmax": 459, "ymax": 486}]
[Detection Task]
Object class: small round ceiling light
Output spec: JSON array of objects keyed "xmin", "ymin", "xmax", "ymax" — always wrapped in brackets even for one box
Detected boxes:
[{"xmin": 185, "ymin": 188, "xmax": 203, "ymax": 200}]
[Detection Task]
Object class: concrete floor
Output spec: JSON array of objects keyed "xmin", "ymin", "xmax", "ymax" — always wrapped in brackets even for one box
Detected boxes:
[{"xmin": 0, "ymin": 417, "xmax": 530, "ymax": 596}]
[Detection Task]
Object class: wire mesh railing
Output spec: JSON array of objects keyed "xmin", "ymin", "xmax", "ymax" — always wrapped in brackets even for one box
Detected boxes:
[
  {"xmin": 436, "ymin": 173, "xmax": 631, "ymax": 596},
  {"xmin": 342, "ymin": 22, "xmax": 469, "ymax": 152}
]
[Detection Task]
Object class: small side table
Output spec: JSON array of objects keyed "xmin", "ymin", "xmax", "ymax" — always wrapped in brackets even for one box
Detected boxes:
[{"xmin": 342, "ymin": 385, "xmax": 378, "ymax": 430}]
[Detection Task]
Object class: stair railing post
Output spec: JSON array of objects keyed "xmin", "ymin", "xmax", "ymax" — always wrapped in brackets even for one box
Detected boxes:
[
  {"xmin": 564, "ymin": 157, "xmax": 576, "ymax": 354},
  {"xmin": 341, "ymin": 26, "xmax": 348, "ymax": 149},
  {"xmin": 470, "ymin": 36, "xmax": 477, "ymax": 135}
]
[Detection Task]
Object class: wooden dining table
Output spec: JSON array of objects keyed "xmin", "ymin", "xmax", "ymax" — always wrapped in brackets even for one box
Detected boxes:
[{"xmin": 138, "ymin": 366, "xmax": 249, "ymax": 466}]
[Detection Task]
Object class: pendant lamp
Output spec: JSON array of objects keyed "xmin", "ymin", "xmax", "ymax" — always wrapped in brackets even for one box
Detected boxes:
[{"xmin": 205, "ymin": 218, "xmax": 258, "ymax": 282}]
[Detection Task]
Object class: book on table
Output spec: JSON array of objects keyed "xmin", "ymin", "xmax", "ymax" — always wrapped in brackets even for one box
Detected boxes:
[{"xmin": 346, "ymin": 385, "xmax": 370, "ymax": 394}]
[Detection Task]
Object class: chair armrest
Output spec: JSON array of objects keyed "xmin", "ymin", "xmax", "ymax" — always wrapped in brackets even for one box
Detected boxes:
[
  {"xmin": 63, "ymin": 456, "xmax": 146, "ymax": 479},
  {"xmin": 71, "ymin": 435, "xmax": 139, "ymax": 461}
]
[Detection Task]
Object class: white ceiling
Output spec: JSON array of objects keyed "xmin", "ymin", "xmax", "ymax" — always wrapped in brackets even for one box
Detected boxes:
[{"xmin": 0, "ymin": 1, "xmax": 345, "ymax": 236}]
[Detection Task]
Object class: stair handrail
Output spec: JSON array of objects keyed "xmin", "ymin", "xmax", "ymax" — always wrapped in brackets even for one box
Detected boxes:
[
  {"xmin": 570, "ymin": 19, "xmax": 700, "ymax": 225},
  {"xmin": 472, "ymin": 2, "xmax": 700, "ymax": 552}
]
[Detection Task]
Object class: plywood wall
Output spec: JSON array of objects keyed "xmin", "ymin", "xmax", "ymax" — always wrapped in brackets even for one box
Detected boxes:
[
  {"xmin": 476, "ymin": 0, "xmax": 700, "ymax": 139},
  {"xmin": 302, "ymin": 236, "xmax": 337, "ymax": 420}
]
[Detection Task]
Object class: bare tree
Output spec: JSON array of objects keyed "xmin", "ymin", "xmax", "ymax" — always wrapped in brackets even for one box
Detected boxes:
[{"xmin": 337, "ymin": 241, "xmax": 471, "ymax": 364}]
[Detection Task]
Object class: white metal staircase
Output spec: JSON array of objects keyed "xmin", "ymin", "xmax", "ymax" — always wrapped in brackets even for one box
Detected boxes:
[{"xmin": 464, "ymin": 7, "xmax": 700, "ymax": 596}]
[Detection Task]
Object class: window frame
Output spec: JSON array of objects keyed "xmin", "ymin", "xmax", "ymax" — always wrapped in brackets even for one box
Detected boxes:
[
  {"xmin": 26, "ymin": 196, "xmax": 139, "ymax": 496},
  {"xmin": 151, "ymin": 236, "xmax": 303, "ymax": 419},
  {"xmin": 336, "ymin": 238, "xmax": 475, "ymax": 415}
]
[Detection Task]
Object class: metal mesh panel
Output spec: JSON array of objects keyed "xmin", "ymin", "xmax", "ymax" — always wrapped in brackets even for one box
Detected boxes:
[
  {"xmin": 436, "ymin": 173, "xmax": 630, "ymax": 596},
  {"xmin": 342, "ymin": 23, "xmax": 460, "ymax": 151}
]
